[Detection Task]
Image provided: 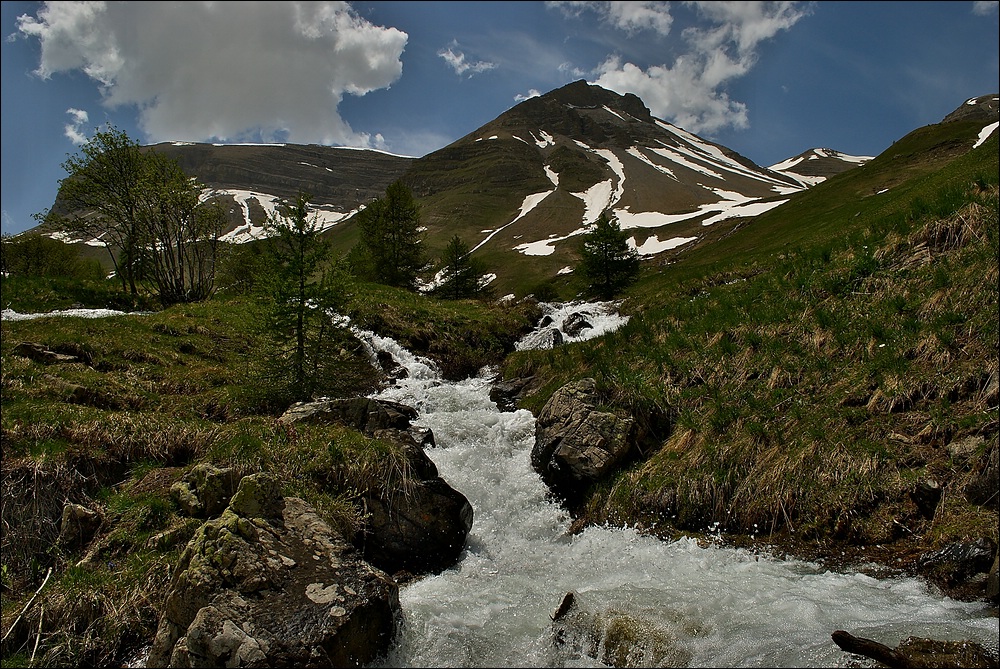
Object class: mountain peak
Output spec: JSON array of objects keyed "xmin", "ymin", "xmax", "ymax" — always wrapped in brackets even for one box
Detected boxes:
[
  {"xmin": 542, "ymin": 80, "xmax": 653, "ymax": 121},
  {"xmin": 941, "ymin": 93, "xmax": 999, "ymax": 124}
]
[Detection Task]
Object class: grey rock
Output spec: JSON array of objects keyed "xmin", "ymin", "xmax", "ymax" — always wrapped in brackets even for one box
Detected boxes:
[
  {"xmin": 13, "ymin": 341, "xmax": 79, "ymax": 365},
  {"xmin": 147, "ymin": 473, "xmax": 399, "ymax": 668},
  {"xmin": 170, "ymin": 463, "xmax": 240, "ymax": 518},
  {"xmin": 532, "ymin": 378, "xmax": 635, "ymax": 506},
  {"xmin": 56, "ymin": 503, "xmax": 101, "ymax": 549},
  {"xmin": 279, "ymin": 397, "xmax": 418, "ymax": 435}
]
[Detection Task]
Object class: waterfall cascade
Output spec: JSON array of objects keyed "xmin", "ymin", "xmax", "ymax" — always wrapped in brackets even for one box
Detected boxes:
[{"xmin": 346, "ymin": 303, "xmax": 999, "ymax": 668}]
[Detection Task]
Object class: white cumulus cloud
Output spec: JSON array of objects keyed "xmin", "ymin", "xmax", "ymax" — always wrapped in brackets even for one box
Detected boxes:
[
  {"xmin": 514, "ymin": 89, "xmax": 542, "ymax": 102},
  {"xmin": 558, "ymin": 1, "xmax": 811, "ymax": 134},
  {"xmin": 64, "ymin": 107, "xmax": 89, "ymax": 145},
  {"xmin": 548, "ymin": 1, "xmax": 674, "ymax": 35},
  {"xmin": 16, "ymin": 1, "xmax": 407, "ymax": 147}
]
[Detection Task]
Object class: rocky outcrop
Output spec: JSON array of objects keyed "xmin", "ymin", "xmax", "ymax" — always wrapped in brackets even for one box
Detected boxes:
[
  {"xmin": 147, "ymin": 473, "xmax": 400, "ymax": 668},
  {"xmin": 358, "ymin": 431, "xmax": 473, "ymax": 577},
  {"xmin": 279, "ymin": 397, "xmax": 418, "ymax": 435},
  {"xmin": 170, "ymin": 463, "xmax": 240, "ymax": 518},
  {"xmin": 279, "ymin": 397, "xmax": 471, "ymax": 576},
  {"xmin": 531, "ymin": 378, "xmax": 636, "ymax": 507}
]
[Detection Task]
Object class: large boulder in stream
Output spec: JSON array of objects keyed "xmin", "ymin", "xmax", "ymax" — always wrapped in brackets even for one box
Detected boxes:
[
  {"xmin": 550, "ymin": 591, "xmax": 697, "ymax": 668},
  {"xmin": 280, "ymin": 397, "xmax": 472, "ymax": 576},
  {"xmin": 532, "ymin": 378, "xmax": 636, "ymax": 506},
  {"xmin": 358, "ymin": 431, "xmax": 474, "ymax": 577},
  {"xmin": 147, "ymin": 473, "xmax": 399, "ymax": 668}
]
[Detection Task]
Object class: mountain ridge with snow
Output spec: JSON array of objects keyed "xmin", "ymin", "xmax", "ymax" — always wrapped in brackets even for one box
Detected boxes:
[{"xmin": 37, "ymin": 82, "xmax": 997, "ymax": 297}]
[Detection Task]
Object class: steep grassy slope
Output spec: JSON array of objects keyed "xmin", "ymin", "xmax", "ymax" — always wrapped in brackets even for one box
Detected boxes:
[
  {"xmin": 502, "ymin": 124, "xmax": 999, "ymax": 585},
  {"xmin": 0, "ymin": 285, "xmax": 537, "ymax": 666}
]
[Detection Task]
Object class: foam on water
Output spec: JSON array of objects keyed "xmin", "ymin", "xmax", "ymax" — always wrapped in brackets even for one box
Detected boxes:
[{"xmin": 350, "ymin": 303, "xmax": 997, "ymax": 668}]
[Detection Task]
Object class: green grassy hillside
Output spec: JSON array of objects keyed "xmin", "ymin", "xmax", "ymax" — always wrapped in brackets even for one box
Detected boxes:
[
  {"xmin": 503, "ymin": 126, "xmax": 999, "ymax": 581},
  {"xmin": 0, "ymin": 284, "xmax": 537, "ymax": 666}
]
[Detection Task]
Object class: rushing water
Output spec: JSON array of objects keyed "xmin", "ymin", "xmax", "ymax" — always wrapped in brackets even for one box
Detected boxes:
[{"xmin": 352, "ymin": 302, "xmax": 998, "ymax": 668}]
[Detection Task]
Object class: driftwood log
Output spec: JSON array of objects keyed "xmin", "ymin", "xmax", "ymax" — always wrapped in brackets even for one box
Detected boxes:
[{"xmin": 832, "ymin": 630, "xmax": 999, "ymax": 669}]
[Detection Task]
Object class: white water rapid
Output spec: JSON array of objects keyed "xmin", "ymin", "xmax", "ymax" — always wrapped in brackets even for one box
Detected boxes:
[{"xmin": 351, "ymin": 302, "xmax": 998, "ymax": 668}]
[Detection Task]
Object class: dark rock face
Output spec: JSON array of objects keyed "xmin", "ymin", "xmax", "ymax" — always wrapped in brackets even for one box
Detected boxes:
[
  {"xmin": 490, "ymin": 375, "xmax": 536, "ymax": 412},
  {"xmin": 917, "ymin": 538, "xmax": 997, "ymax": 586},
  {"xmin": 910, "ymin": 479, "xmax": 942, "ymax": 520},
  {"xmin": 152, "ymin": 142, "xmax": 413, "ymax": 220},
  {"xmin": 280, "ymin": 398, "xmax": 472, "ymax": 576},
  {"xmin": 964, "ymin": 441, "xmax": 999, "ymax": 509},
  {"xmin": 531, "ymin": 378, "xmax": 636, "ymax": 507},
  {"xmin": 940, "ymin": 93, "xmax": 1000, "ymax": 124},
  {"xmin": 279, "ymin": 397, "xmax": 417, "ymax": 434},
  {"xmin": 561, "ymin": 312, "xmax": 593, "ymax": 338},
  {"xmin": 359, "ymin": 434, "xmax": 473, "ymax": 576},
  {"xmin": 147, "ymin": 474, "xmax": 400, "ymax": 668}
]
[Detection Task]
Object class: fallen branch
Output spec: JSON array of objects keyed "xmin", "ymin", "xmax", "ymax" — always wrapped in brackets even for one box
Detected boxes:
[
  {"xmin": 29, "ymin": 603, "xmax": 44, "ymax": 665},
  {"xmin": 832, "ymin": 630, "xmax": 908, "ymax": 667},
  {"xmin": 1, "ymin": 567, "xmax": 53, "ymax": 644}
]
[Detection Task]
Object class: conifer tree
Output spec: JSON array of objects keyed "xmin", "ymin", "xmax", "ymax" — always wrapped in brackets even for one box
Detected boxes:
[
  {"xmin": 435, "ymin": 234, "xmax": 486, "ymax": 299},
  {"xmin": 579, "ymin": 211, "xmax": 640, "ymax": 298},
  {"xmin": 263, "ymin": 191, "xmax": 350, "ymax": 401},
  {"xmin": 356, "ymin": 180, "xmax": 425, "ymax": 288}
]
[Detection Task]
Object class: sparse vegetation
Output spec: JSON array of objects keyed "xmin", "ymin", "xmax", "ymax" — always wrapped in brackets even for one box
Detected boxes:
[{"xmin": 503, "ymin": 131, "xmax": 999, "ymax": 575}]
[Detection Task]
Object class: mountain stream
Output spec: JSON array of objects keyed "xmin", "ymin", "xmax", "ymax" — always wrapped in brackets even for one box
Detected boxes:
[{"xmin": 350, "ymin": 301, "xmax": 998, "ymax": 668}]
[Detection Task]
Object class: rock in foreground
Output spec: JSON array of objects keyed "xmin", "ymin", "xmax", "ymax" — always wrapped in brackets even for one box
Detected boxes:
[{"xmin": 147, "ymin": 473, "xmax": 399, "ymax": 668}]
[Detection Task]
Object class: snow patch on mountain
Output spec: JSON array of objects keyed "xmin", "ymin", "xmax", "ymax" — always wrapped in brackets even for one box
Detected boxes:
[
  {"xmin": 544, "ymin": 164, "xmax": 560, "ymax": 187},
  {"xmin": 532, "ymin": 130, "xmax": 556, "ymax": 148},
  {"xmin": 471, "ymin": 189, "xmax": 554, "ymax": 253},
  {"xmin": 207, "ymin": 188, "xmax": 358, "ymax": 244},
  {"xmin": 628, "ymin": 234, "xmax": 698, "ymax": 255},
  {"xmin": 647, "ymin": 145, "xmax": 725, "ymax": 180},
  {"xmin": 974, "ymin": 121, "xmax": 998, "ymax": 148},
  {"xmin": 701, "ymin": 199, "xmax": 788, "ymax": 226},
  {"xmin": 572, "ymin": 180, "xmax": 615, "ymax": 226},
  {"xmin": 627, "ymin": 147, "xmax": 677, "ymax": 179}
]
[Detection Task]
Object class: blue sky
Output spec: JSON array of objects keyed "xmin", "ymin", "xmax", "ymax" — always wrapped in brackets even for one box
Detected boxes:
[{"xmin": 2, "ymin": 1, "xmax": 998, "ymax": 236}]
